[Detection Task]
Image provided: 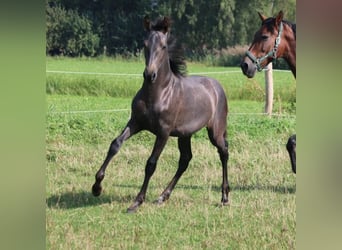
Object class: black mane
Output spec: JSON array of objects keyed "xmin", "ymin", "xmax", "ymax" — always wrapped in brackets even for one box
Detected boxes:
[
  {"xmin": 166, "ymin": 35, "xmax": 187, "ymax": 77},
  {"xmin": 149, "ymin": 17, "xmax": 187, "ymax": 77}
]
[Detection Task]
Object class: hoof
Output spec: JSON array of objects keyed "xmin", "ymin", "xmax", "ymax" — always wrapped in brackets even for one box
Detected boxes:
[
  {"xmin": 154, "ymin": 192, "xmax": 170, "ymax": 205},
  {"xmin": 127, "ymin": 201, "xmax": 142, "ymax": 213},
  {"xmin": 154, "ymin": 196, "xmax": 165, "ymax": 205},
  {"xmin": 126, "ymin": 207, "xmax": 137, "ymax": 214},
  {"xmin": 221, "ymin": 198, "xmax": 230, "ymax": 206},
  {"xmin": 222, "ymin": 201, "xmax": 230, "ymax": 206},
  {"xmin": 92, "ymin": 184, "xmax": 102, "ymax": 197}
]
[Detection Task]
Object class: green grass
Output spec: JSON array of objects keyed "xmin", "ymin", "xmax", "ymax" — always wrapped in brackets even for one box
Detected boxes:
[
  {"xmin": 46, "ymin": 97, "xmax": 296, "ymax": 249},
  {"xmin": 46, "ymin": 56, "xmax": 296, "ymax": 103},
  {"xmin": 46, "ymin": 57, "xmax": 296, "ymax": 249}
]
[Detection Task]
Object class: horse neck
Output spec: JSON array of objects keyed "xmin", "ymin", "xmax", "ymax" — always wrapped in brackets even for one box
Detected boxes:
[
  {"xmin": 286, "ymin": 57, "xmax": 296, "ymax": 78},
  {"xmin": 283, "ymin": 45, "xmax": 296, "ymax": 78},
  {"xmin": 281, "ymin": 23, "xmax": 296, "ymax": 78},
  {"xmin": 143, "ymin": 58, "xmax": 175, "ymax": 100},
  {"xmin": 157, "ymin": 59, "xmax": 174, "ymax": 87}
]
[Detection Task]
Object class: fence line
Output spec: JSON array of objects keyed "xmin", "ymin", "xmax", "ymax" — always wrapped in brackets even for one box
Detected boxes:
[
  {"xmin": 46, "ymin": 70, "xmax": 141, "ymax": 77},
  {"xmin": 47, "ymin": 108, "xmax": 295, "ymax": 118},
  {"xmin": 46, "ymin": 69, "xmax": 291, "ymax": 77},
  {"xmin": 48, "ymin": 109, "xmax": 130, "ymax": 114},
  {"xmin": 46, "ymin": 68, "xmax": 294, "ymax": 118}
]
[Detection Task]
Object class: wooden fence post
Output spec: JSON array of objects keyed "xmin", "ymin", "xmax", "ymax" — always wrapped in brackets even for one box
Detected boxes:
[{"xmin": 264, "ymin": 63, "xmax": 273, "ymax": 115}]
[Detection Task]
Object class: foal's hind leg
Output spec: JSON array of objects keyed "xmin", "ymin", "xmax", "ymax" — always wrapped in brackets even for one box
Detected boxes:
[
  {"xmin": 156, "ymin": 136, "xmax": 192, "ymax": 204},
  {"xmin": 92, "ymin": 119, "xmax": 139, "ymax": 197},
  {"xmin": 207, "ymin": 128, "xmax": 230, "ymax": 205}
]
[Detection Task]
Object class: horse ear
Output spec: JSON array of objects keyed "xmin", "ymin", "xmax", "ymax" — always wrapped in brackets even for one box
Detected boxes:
[
  {"xmin": 258, "ymin": 12, "xmax": 267, "ymax": 22},
  {"xmin": 162, "ymin": 16, "xmax": 171, "ymax": 33},
  {"xmin": 275, "ymin": 11, "xmax": 284, "ymax": 25},
  {"xmin": 144, "ymin": 15, "xmax": 151, "ymax": 31}
]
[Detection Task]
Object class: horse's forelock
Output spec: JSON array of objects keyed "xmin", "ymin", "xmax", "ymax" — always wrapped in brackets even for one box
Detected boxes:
[
  {"xmin": 151, "ymin": 16, "xmax": 171, "ymax": 34},
  {"xmin": 262, "ymin": 17, "xmax": 296, "ymax": 37}
]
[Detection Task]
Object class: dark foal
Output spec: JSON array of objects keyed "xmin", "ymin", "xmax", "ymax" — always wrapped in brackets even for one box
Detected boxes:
[{"xmin": 92, "ymin": 16, "xmax": 230, "ymax": 212}]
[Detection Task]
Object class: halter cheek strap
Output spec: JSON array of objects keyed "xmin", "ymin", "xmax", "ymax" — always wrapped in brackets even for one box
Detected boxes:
[{"xmin": 246, "ymin": 22, "xmax": 283, "ymax": 72}]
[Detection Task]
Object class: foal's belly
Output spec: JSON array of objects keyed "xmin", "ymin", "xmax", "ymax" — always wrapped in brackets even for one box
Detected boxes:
[
  {"xmin": 132, "ymin": 80, "xmax": 217, "ymax": 137},
  {"xmin": 169, "ymin": 121, "xmax": 207, "ymax": 137}
]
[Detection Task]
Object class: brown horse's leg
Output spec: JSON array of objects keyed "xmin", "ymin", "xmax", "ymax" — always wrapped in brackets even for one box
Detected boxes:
[
  {"xmin": 207, "ymin": 129, "xmax": 230, "ymax": 205},
  {"xmin": 286, "ymin": 134, "xmax": 296, "ymax": 173},
  {"xmin": 92, "ymin": 119, "xmax": 140, "ymax": 197},
  {"xmin": 127, "ymin": 134, "xmax": 169, "ymax": 213},
  {"xmin": 156, "ymin": 136, "xmax": 192, "ymax": 204}
]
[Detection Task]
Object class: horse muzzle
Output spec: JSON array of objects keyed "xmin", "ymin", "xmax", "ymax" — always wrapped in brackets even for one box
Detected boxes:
[
  {"xmin": 240, "ymin": 58, "xmax": 256, "ymax": 78},
  {"xmin": 143, "ymin": 68, "xmax": 157, "ymax": 82}
]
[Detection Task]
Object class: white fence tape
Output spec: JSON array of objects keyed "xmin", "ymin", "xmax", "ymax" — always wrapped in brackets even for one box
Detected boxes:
[
  {"xmin": 46, "ymin": 69, "xmax": 291, "ymax": 77},
  {"xmin": 47, "ymin": 109, "xmax": 295, "ymax": 118},
  {"xmin": 46, "ymin": 68, "xmax": 294, "ymax": 117}
]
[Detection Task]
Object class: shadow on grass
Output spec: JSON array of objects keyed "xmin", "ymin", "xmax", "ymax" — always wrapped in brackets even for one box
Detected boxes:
[
  {"xmin": 46, "ymin": 190, "xmax": 135, "ymax": 210},
  {"xmin": 175, "ymin": 184, "xmax": 296, "ymax": 194},
  {"xmin": 232, "ymin": 184, "xmax": 296, "ymax": 194},
  {"xmin": 47, "ymin": 183, "xmax": 295, "ymax": 210}
]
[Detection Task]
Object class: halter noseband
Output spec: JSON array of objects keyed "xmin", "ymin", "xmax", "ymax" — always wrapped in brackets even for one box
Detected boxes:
[{"xmin": 246, "ymin": 21, "xmax": 283, "ymax": 72}]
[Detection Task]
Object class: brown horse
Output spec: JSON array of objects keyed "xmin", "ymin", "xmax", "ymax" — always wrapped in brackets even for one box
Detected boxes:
[
  {"xmin": 241, "ymin": 11, "xmax": 296, "ymax": 173},
  {"xmin": 240, "ymin": 10, "xmax": 296, "ymax": 78},
  {"xmin": 92, "ymin": 16, "xmax": 230, "ymax": 212}
]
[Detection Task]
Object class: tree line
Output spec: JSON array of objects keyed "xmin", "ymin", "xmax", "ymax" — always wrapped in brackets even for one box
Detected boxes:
[{"xmin": 46, "ymin": 0, "xmax": 296, "ymax": 60}]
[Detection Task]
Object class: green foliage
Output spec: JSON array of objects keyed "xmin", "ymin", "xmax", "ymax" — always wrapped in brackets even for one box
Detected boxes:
[
  {"xmin": 45, "ymin": 1, "xmax": 296, "ymax": 58},
  {"xmin": 157, "ymin": 0, "xmax": 235, "ymax": 54},
  {"xmin": 203, "ymin": 45, "xmax": 249, "ymax": 67},
  {"xmin": 233, "ymin": 0, "xmax": 296, "ymax": 45},
  {"xmin": 46, "ymin": 3, "xmax": 99, "ymax": 56}
]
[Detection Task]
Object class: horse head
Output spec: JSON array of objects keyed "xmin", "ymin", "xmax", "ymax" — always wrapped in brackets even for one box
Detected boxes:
[
  {"xmin": 143, "ymin": 16, "xmax": 171, "ymax": 82},
  {"xmin": 241, "ymin": 11, "xmax": 287, "ymax": 78}
]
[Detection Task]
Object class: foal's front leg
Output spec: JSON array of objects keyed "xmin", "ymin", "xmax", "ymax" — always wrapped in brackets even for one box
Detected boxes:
[
  {"xmin": 127, "ymin": 134, "xmax": 169, "ymax": 213},
  {"xmin": 92, "ymin": 120, "xmax": 139, "ymax": 197}
]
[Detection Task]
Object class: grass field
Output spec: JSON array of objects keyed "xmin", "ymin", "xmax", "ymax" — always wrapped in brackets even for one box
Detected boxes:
[
  {"xmin": 46, "ymin": 57, "xmax": 296, "ymax": 249},
  {"xmin": 46, "ymin": 56, "xmax": 296, "ymax": 104}
]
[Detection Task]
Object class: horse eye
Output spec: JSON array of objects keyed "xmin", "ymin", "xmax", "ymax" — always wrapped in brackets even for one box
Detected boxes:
[
  {"xmin": 162, "ymin": 45, "xmax": 167, "ymax": 50},
  {"xmin": 261, "ymin": 35, "xmax": 268, "ymax": 41}
]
